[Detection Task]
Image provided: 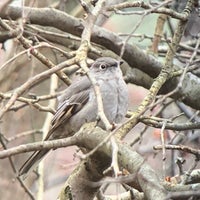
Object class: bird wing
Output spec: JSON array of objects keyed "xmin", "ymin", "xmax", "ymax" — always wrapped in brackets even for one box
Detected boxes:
[
  {"xmin": 45, "ymin": 76, "xmax": 91, "ymax": 140},
  {"xmin": 19, "ymin": 78, "xmax": 91, "ymax": 177}
]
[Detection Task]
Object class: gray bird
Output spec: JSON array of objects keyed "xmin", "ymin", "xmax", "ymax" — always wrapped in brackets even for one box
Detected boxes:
[{"xmin": 19, "ymin": 57, "xmax": 128, "ymax": 177}]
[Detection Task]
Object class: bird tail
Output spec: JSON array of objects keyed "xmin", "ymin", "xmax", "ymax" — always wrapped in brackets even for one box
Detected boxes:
[{"xmin": 18, "ymin": 149, "xmax": 50, "ymax": 179}]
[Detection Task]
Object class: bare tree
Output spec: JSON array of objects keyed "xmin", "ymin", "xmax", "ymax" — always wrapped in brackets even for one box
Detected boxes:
[{"xmin": 0, "ymin": 0, "xmax": 200, "ymax": 199}]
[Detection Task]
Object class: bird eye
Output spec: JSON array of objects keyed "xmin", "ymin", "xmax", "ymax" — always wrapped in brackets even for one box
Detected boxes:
[{"xmin": 99, "ymin": 64, "xmax": 107, "ymax": 70}]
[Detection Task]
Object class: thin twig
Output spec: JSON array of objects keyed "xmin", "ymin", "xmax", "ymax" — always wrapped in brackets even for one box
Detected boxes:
[
  {"xmin": 160, "ymin": 120, "xmax": 167, "ymax": 179},
  {"xmin": 0, "ymin": 59, "xmax": 75, "ymax": 119},
  {"xmin": 37, "ymin": 74, "xmax": 58, "ymax": 200},
  {"xmin": 107, "ymin": 0, "xmax": 187, "ymax": 20},
  {"xmin": 154, "ymin": 144, "xmax": 200, "ymax": 157},
  {"xmin": 0, "ymin": 135, "xmax": 77, "ymax": 159},
  {"xmin": 0, "ymin": 18, "xmax": 71, "ymax": 85}
]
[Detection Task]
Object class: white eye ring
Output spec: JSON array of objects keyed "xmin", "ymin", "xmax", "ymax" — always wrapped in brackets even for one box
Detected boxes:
[{"xmin": 100, "ymin": 64, "xmax": 107, "ymax": 70}]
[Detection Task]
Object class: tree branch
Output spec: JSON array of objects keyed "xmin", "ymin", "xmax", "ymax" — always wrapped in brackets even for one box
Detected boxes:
[
  {"xmin": 1, "ymin": 6, "xmax": 200, "ymax": 110},
  {"xmin": 140, "ymin": 116, "xmax": 200, "ymax": 131},
  {"xmin": 0, "ymin": 124, "xmax": 167, "ymax": 199}
]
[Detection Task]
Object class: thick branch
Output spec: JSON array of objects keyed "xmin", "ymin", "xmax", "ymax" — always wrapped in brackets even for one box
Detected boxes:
[
  {"xmin": 75, "ymin": 125, "xmax": 167, "ymax": 200},
  {"xmin": 0, "ymin": 124, "xmax": 167, "ymax": 199},
  {"xmin": 1, "ymin": 6, "xmax": 200, "ymax": 110}
]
